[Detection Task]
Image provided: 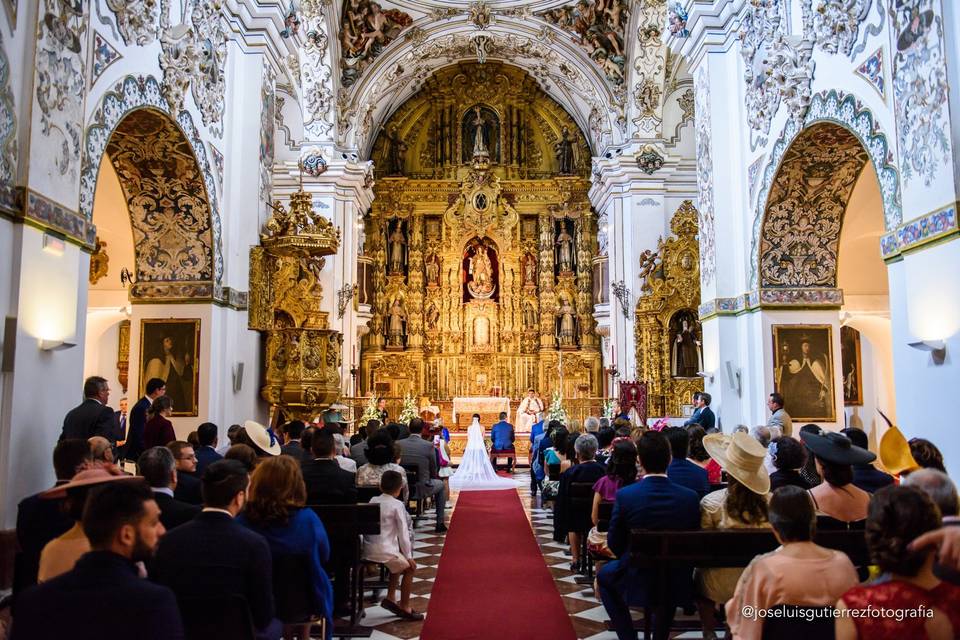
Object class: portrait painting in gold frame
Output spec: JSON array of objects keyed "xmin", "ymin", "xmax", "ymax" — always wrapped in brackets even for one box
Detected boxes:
[
  {"xmin": 139, "ymin": 319, "xmax": 201, "ymax": 417},
  {"xmin": 772, "ymin": 324, "xmax": 835, "ymax": 422}
]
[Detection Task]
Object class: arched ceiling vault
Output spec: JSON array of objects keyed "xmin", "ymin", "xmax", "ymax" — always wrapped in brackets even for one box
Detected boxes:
[{"xmin": 341, "ymin": 18, "xmax": 624, "ymax": 159}]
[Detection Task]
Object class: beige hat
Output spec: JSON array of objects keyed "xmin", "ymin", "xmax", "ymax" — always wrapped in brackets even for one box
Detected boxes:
[
  {"xmin": 702, "ymin": 432, "xmax": 771, "ymax": 495},
  {"xmin": 41, "ymin": 466, "xmax": 142, "ymax": 499},
  {"xmin": 244, "ymin": 420, "xmax": 281, "ymax": 456},
  {"xmin": 879, "ymin": 425, "xmax": 920, "ymax": 476}
]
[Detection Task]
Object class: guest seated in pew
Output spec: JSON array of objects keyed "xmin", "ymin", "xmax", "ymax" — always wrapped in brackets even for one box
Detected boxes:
[
  {"xmin": 138, "ymin": 446, "xmax": 201, "ymax": 531},
  {"xmin": 225, "ymin": 443, "xmax": 259, "ymax": 474},
  {"xmin": 595, "ymin": 425, "xmax": 616, "ymax": 466},
  {"xmin": 154, "ymin": 459, "xmax": 280, "ymax": 639},
  {"xmin": 349, "ymin": 424, "xmax": 368, "ymax": 447},
  {"xmin": 302, "ymin": 427, "xmax": 357, "ymax": 505},
  {"xmin": 842, "ymin": 428, "xmax": 894, "ymax": 494},
  {"xmin": 798, "ymin": 424, "xmax": 824, "ymax": 487},
  {"xmin": 362, "ymin": 471, "xmax": 423, "ymax": 621},
  {"xmin": 904, "ymin": 469, "xmax": 960, "ymax": 585},
  {"xmin": 333, "ymin": 433, "xmax": 358, "ymax": 472},
  {"xmin": 837, "ymin": 485, "xmax": 960, "ymax": 639},
  {"xmin": 800, "ymin": 428, "xmax": 873, "ymax": 523},
  {"xmin": 11, "ymin": 481, "xmax": 181, "ymax": 640},
  {"xmin": 356, "ymin": 428, "xmax": 408, "ymax": 503},
  {"xmin": 597, "ymin": 430, "xmax": 701, "ymax": 640},
  {"xmin": 696, "ymin": 432, "xmax": 772, "ymax": 639},
  {"xmin": 587, "ymin": 439, "xmax": 638, "ymax": 559},
  {"xmin": 725, "ymin": 486, "xmax": 859, "ymax": 640},
  {"xmin": 665, "ymin": 427, "xmax": 710, "ymax": 497},
  {"xmin": 768, "ymin": 436, "xmax": 814, "ymax": 491},
  {"xmin": 238, "ymin": 456, "xmax": 334, "ymax": 639},
  {"xmin": 350, "ymin": 420, "xmax": 381, "ymax": 466},
  {"xmin": 686, "ymin": 425, "xmax": 722, "ymax": 485},
  {"xmin": 555, "ymin": 434, "xmax": 606, "ymax": 572},
  {"xmin": 541, "ymin": 426, "xmax": 572, "ymax": 500},
  {"xmin": 908, "ymin": 438, "xmax": 948, "ymax": 474}
]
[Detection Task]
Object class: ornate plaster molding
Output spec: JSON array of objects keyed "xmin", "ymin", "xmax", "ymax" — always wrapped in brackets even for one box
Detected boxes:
[{"xmin": 105, "ymin": 0, "xmax": 159, "ymax": 46}]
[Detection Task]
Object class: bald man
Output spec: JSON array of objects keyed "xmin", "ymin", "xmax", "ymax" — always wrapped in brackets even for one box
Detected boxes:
[{"xmin": 88, "ymin": 436, "xmax": 114, "ymax": 465}]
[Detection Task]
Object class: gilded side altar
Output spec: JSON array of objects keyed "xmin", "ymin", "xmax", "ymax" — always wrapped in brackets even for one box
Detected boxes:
[{"xmin": 360, "ymin": 63, "xmax": 602, "ymax": 404}]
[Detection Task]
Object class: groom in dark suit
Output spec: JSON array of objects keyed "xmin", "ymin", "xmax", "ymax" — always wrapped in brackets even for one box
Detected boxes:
[
  {"xmin": 598, "ymin": 430, "xmax": 701, "ymax": 640},
  {"xmin": 123, "ymin": 377, "xmax": 166, "ymax": 462}
]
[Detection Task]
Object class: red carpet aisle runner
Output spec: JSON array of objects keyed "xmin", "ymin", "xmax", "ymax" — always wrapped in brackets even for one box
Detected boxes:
[{"xmin": 420, "ymin": 490, "xmax": 578, "ymax": 640}]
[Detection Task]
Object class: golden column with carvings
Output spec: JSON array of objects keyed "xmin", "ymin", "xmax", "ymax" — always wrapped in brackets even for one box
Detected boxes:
[{"xmin": 249, "ymin": 184, "xmax": 343, "ymax": 420}]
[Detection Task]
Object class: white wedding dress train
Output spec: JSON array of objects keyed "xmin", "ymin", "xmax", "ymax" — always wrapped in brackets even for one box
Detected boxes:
[{"xmin": 448, "ymin": 420, "xmax": 518, "ymax": 491}]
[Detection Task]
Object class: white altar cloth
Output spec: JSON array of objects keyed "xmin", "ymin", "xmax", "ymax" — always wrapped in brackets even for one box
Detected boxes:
[{"xmin": 451, "ymin": 396, "xmax": 511, "ymax": 423}]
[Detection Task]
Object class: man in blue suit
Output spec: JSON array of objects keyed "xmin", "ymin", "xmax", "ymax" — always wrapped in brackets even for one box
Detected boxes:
[
  {"xmin": 685, "ymin": 392, "xmax": 716, "ymax": 432},
  {"xmin": 195, "ymin": 422, "xmax": 223, "ymax": 475},
  {"xmin": 124, "ymin": 377, "xmax": 166, "ymax": 462},
  {"xmin": 664, "ymin": 427, "xmax": 710, "ymax": 496},
  {"xmin": 490, "ymin": 412, "xmax": 516, "ymax": 472},
  {"xmin": 598, "ymin": 431, "xmax": 701, "ymax": 640}
]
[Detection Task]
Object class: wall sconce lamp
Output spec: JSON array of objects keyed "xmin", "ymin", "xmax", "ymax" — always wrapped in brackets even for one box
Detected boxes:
[
  {"xmin": 120, "ymin": 267, "xmax": 135, "ymax": 287},
  {"xmin": 907, "ymin": 339, "xmax": 947, "ymax": 365},
  {"xmin": 39, "ymin": 339, "xmax": 77, "ymax": 352},
  {"xmin": 725, "ymin": 361, "xmax": 742, "ymax": 398},
  {"xmin": 337, "ymin": 283, "xmax": 358, "ymax": 319},
  {"xmin": 696, "ymin": 370, "xmax": 715, "ymax": 383}
]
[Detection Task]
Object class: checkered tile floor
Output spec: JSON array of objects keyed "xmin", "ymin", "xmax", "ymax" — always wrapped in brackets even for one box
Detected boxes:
[{"xmin": 340, "ymin": 470, "xmax": 710, "ymax": 640}]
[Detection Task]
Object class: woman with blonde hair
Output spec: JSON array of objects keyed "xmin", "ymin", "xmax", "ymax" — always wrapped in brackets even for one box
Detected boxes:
[{"xmin": 237, "ymin": 456, "xmax": 334, "ymax": 639}]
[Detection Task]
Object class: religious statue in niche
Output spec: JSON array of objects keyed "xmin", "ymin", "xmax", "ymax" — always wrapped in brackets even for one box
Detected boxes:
[
  {"xmin": 523, "ymin": 301, "xmax": 538, "ymax": 330},
  {"xmin": 384, "ymin": 124, "xmax": 407, "ymax": 175},
  {"xmin": 670, "ymin": 310, "xmax": 703, "ymax": 378},
  {"xmin": 464, "ymin": 239, "xmax": 498, "ymax": 300},
  {"xmin": 462, "ymin": 105, "xmax": 500, "ymax": 162},
  {"xmin": 426, "ymin": 303, "xmax": 440, "ymax": 331},
  {"xmin": 558, "ymin": 296, "xmax": 577, "ymax": 347},
  {"xmin": 425, "ymin": 253, "xmax": 440, "ymax": 286},
  {"xmin": 387, "ymin": 298, "xmax": 407, "ymax": 347},
  {"xmin": 554, "ymin": 126, "xmax": 577, "ymax": 175},
  {"xmin": 523, "ymin": 253, "xmax": 538, "ymax": 286},
  {"xmin": 387, "ymin": 219, "xmax": 406, "ymax": 275},
  {"xmin": 556, "ymin": 220, "xmax": 575, "ymax": 272}
]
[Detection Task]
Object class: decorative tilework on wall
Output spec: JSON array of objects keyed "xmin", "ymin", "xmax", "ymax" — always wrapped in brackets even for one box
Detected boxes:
[
  {"xmin": 854, "ymin": 47, "xmax": 884, "ymax": 99},
  {"xmin": 91, "ymin": 31, "xmax": 122, "ymax": 86},
  {"xmin": 881, "ymin": 204, "xmax": 958, "ymax": 260},
  {"xmin": 694, "ymin": 66, "xmax": 715, "ymax": 287},
  {"xmin": 0, "ymin": 28, "xmax": 16, "ymax": 185}
]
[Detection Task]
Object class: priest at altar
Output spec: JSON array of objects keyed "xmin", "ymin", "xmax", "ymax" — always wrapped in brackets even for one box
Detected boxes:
[{"xmin": 517, "ymin": 389, "xmax": 544, "ymax": 433}]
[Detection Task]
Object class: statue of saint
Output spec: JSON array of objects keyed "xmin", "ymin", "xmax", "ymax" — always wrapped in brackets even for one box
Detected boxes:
[
  {"xmin": 468, "ymin": 244, "xmax": 495, "ymax": 298},
  {"xmin": 387, "ymin": 299, "xmax": 406, "ymax": 346},
  {"xmin": 388, "ymin": 224, "xmax": 405, "ymax": 274},
  {"xmin": 559, "ymin": 298, "xmax": 576, "ymax": 346},
  {"xmin": 554, "ymin": 126, "xmax": 576, "ymax": 175},
  {"xmin": 385, "ymin": 125, "xmax": 407, "ymax": 175},
  {"xmin": 425, "ymin": 254, "xmax": 440, "ymax": 285},
  {"xmin": 426, "ymin": 304, "xmax": 440, "ymax": 331},
  {"xmin": 556, "ymin": 226, "xmax": 574, "ymax": 272},
  {"xmin": 523, "ymin": 254, "xmax": 537, "ymax": 285},
  {"xmin": 671, "ymin": 316, "xmax": 702, "ymax": 378},
  {"xmin": 523, "ymin": 303, "xmax": 537, "ymax": 330},
  {"xmin": 471, "ymin": 106, "xmax": 488, "ymax": 157}
]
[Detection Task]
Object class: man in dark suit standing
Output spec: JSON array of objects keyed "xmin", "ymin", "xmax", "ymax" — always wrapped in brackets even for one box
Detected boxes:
[
  {"xmin": 398, "ymin": 418, "xmax": 447, "ymax": 532},
  {"xmin": 60, "ymin": 376, "xmax": 120, "ymax": 443},
  {"xmin": 138, "ymin": 447, "xmax": 200, "ymax": 530},
  {"xmin": 195, "ymin": 422, "xmax": 223, "ymax": 475},
  {"xmin": 280, "ymin": 420, "xmax": 311, "ymax": 462},
  {"xmin": 10, "ymin": 481, "xmax": 182, "ymax": 640},
  {"xmin": 682, "ymin": 391, "xmax": 703, "ymax": 427},
  {"xmin": 664, "ymin": 427, "xmax": 710, "ymax": 496},
  {"xmin": 302, "ymin": 428, "xmax": 357, "ymax": 505},
  {"xmin": 598, "ymin": 431, "xmax": 701, "ymax": 640},
  {"xmin": 14, "ymin": 439, "xmax": 91, "ymax": 598},
  {"xmin": 124, "ymin": 377, "xmax": 166, "ymax": 462},
  {"xmin": 686, "ymin": 392, "xmax": 716, "ymax": 432},
  {"xmin": 155, "ymin": 459, "xmax": 279, "ymax": 638},
  {"xmin": 489, "ymin": 411, "xmax": 516, "ymax": 472}
]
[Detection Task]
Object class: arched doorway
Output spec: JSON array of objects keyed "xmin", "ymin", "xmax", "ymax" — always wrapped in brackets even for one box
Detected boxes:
[
  {"xmin": 84, "ymin": 107, "xmax": 216, "ymax": 424},
  {"xmin": 758, "ymin": 120, "xmax": 894, "ymax": 438}
]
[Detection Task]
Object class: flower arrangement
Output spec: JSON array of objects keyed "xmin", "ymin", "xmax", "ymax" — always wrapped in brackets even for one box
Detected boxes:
[
  {"xmin": 359, "ymin": 394, "xmax": 381, "ymax": 425},
  {"xmin": 398, "ymin": 392, "xmax": 419, "ymax": 426},
  {"xmin": 650, "ymin": 418, "xmax": 670, "ymax": 432},
  {"xmin": 546, "ymin": 391, "xmax": 567, "ymax": 424},
  {"xmin": 602, "ymin": 399, "xmax": 616, "ymax": 419}
]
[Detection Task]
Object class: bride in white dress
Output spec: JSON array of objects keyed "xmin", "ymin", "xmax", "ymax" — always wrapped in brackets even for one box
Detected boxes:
[{"xmin": 449, "ymin": 414, "xmax": 518, "ymax": 491}]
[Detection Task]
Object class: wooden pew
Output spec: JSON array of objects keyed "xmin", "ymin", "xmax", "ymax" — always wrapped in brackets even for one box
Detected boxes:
[
  {"xmin": 568, "ymin": 481, "xmax": 597, "ymax": 583},
  {"xmin": 616, "ymin": 528, "xmax": 869, "ymax": 639},
  {"xmin": 311, "ymin": 503, "xmax": 381, "ymax": 638}
]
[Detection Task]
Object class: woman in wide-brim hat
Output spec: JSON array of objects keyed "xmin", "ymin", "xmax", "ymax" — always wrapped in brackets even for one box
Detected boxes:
[
  {"xmin": 800, "ymin": 429, "xmax": 872, "ymax": 523},
  {"xmin": 696, "ymin": 432, "xmax": 772, "ymax": 640},
  {"xmin": 242, "ymin": 420, "xmax": 281, "ymax": 457},
  {"xmin": 39, "ymin": 467, "xmax": 144, "ymax": 582}
]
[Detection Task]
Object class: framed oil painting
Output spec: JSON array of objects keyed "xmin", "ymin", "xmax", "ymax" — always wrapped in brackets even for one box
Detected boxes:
[
  {"xmin": 772, "ymin": 325, "xmax": 835, "ymax": 422},
  {"xmin": 139, "ymin": 319, "xmax": 200, "ymax": 417},
  {"xmin": 840, "ymin": 325, "xmax": 863, "ymax": 406}
]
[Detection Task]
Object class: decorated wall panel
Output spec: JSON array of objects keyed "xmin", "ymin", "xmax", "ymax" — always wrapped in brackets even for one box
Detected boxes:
[{"xmin": 536, "ymin": 0, "xmax": 628, "ymax": 87}]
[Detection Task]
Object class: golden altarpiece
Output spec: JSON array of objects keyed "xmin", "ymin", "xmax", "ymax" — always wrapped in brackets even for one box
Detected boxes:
[
  {"xmin": 360, "ymin": 64, "xmax": 602, "ymax": 427},
  {"xmin": 634, "ymin": 201, "xmax": 704, "ymax": 418}
]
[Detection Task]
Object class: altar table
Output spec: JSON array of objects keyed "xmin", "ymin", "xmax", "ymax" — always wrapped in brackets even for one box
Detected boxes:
[{"xmin": 451, "ymin": 396, "xmax": 511, "ymax": 424}]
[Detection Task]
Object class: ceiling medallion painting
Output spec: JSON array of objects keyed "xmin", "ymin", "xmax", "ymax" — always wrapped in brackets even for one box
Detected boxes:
[
  {"xmin": 339, "ymin": 0, "xmax": 413, "ymax": 88},
  {"xmin": 536, "ymin": 0, "xmax": 628, "ymax": 86},
  {"xmin": 758, "ymin": 123, "xmax": 869, "ymax": 289},
  {"xmin": 105, "ymin": 108, "xmax": 215, "ymax": 300}
]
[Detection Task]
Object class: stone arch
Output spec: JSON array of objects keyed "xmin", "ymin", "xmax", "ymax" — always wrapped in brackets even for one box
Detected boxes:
[
  {"xmin": 751, "ymin": 90, "xmax": 901, "ymax": 291},
  {"xmin": 80, "ymin": 75, "xmax": 224, "ymax": 300}
]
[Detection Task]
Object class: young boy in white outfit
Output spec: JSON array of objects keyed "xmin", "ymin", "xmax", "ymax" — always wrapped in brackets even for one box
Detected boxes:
[{"xmin": 362, "ymin": 470, "xmax": 422, "ymax": 620}]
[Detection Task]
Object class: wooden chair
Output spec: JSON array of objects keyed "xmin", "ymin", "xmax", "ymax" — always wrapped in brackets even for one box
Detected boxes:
[
  {"xmin": 311, "ymin": 503, "xmax": 381, "ymax": 638},
  {"xmin": 356, "ymin": 486, "xmax": 380, "ymax": 503},
  {"xmin": 490, "ymin": 448, "xmax": 516, "ymax": 471},
  {"xmin": 272, "ymin": 553, "xmax": 323, "ymax": 639},
  {"xmin": 569, "ymin": 481, "xmax": 597, "ymax": 583},
  {"xmin": 400, "ymin": 463, "xmax": 425, "ymax": 520},
  {"xmin": 178, "ymin": 594, "xmax": 256, "ymax": 640}
]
